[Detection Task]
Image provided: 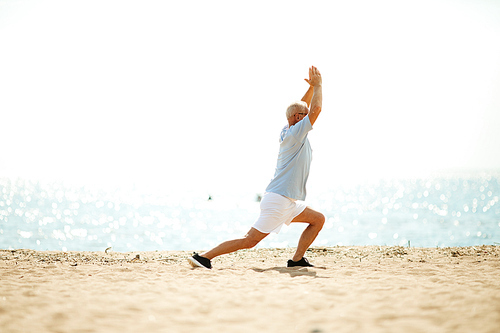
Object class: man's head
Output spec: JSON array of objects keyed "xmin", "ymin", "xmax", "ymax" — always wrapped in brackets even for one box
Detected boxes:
[{"xmin": 286, "ymin": 101, "xmax": 309, "ymax": 126}]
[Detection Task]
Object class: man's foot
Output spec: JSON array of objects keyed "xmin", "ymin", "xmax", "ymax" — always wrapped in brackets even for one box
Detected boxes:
[
  {"xmin": 287, "ymin": 257, "xmax": 314, "ymax": 267},
  {"xmin": 188, "ymin": 253, "xmax": 212, "ymax": 269}
]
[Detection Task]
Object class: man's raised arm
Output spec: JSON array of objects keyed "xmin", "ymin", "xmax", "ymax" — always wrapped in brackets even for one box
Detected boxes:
[
  {"xmin": 308, "ymin": 66, "xmax": 322, "ymax": 126},
  {"xmin": 301, "ymin": 84, "xmax": 314, "ymax": 107}
]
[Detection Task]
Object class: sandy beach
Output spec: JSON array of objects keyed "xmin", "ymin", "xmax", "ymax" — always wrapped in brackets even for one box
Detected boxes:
[{"xmin": 1, "ymin": 245, "xmax": 499, "ymax": 333}]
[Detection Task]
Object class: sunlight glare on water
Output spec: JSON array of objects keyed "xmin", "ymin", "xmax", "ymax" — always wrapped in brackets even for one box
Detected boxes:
[{"xmin": 1, "ymin": 171, "xmax": 499, "ymax": 251}]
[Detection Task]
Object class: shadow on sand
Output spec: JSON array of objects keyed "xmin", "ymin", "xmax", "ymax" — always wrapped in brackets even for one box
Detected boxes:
[{"xmin": 251, "ymin": 266, "xmax": 327, "ymax": 278}]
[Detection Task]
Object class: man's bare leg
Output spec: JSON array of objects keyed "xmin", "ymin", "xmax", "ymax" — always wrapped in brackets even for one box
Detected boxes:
[
  {"xmin": 201, "ymin": 227, "xmax": 268, "ymax": 260},
  {"xmin": 290, "ymin": 207, "xmax": 325, "ymax": 262}
]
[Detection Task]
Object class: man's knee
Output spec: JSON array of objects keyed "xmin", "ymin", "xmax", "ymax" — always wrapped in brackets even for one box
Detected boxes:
[
  {"xmin": 242, "ymin": 236, "xmax": 261, "ymax": 249},
  {"xmin": 314, "ymin": 212, "xmax": 326, "ymax": 229},
  {"xmin": 242, "ymin": 228, "xmax": 267, "ymax": 249}
]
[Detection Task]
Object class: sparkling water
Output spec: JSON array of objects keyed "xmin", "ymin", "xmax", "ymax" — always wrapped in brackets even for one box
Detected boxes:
[{"xmin": 1, "ymin": 172, "xmax": 499, "ymax": 252}]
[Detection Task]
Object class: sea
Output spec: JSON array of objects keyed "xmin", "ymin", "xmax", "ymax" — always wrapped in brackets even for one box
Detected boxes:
[{"xmin": 1, "ymin": 171, "xmax": 499, "ymax": 252}]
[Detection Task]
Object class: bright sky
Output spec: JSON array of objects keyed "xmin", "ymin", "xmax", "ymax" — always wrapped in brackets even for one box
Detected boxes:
[{"xmin": 1, "ymin": 0, "xmax": 499, "ymax": 194}]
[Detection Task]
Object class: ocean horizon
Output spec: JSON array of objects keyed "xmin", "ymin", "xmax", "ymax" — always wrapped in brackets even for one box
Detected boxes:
[{"xmin": 1, "ymin": 170, "xmax": 499, "ymax": 252}]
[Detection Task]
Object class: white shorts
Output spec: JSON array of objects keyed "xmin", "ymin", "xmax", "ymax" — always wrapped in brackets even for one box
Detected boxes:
[{"xmin": 252, "ymin": 192, "xmax": 308, "ymax": 234}]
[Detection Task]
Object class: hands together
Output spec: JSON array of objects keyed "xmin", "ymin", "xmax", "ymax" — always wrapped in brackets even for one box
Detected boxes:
[{"xmin": 304, "ymin": 66, "xmax": 322, "ymax": 87}]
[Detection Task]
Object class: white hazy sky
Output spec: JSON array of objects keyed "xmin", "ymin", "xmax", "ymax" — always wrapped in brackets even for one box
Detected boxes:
[{"xmin": 1, "ymin": 0, "xmax": 499, "ymax": 194}]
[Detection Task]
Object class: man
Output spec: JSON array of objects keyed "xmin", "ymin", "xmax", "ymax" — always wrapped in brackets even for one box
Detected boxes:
[{"xmin": 189, "ymin": 66, "xmax": 325, "ymax": 269}]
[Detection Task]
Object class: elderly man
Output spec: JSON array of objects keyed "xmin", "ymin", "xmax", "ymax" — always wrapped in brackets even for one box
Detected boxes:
[{"xmin": 189, "ymin": 66, "xmax": 324, "ymax": 269}]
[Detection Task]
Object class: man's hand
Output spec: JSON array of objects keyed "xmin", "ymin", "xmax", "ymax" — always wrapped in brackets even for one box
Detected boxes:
[
  {"xmin": 308, "ymin": 66, "xmax": 322, "ymax": 126},
  {"xmin": 307, "ymin": 66, "xmax": 322, "ymax": 87},
  {"xmin": 302, "ymin": 66, "xmax": 321, "ymax": 107},
  {"xmin": 304, "ymin": 71, "xmax": 312, "ymax": 86}
]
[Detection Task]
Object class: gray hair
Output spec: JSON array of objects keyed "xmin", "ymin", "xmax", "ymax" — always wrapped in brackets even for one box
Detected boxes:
[{"xmin": 285, "ymin": 101, "xmax": 308, "ymax": 119}]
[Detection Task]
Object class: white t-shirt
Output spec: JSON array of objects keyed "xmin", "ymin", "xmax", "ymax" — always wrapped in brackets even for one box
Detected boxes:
[{"xmin": 265, "ymin": 115, "xmax": 313, "ymax": 200}]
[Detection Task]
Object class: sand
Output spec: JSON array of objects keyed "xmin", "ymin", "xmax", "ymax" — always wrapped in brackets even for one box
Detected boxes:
[{"xmin": 1, "ymin": 245, "xmax": 499, "ymax": 333}]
